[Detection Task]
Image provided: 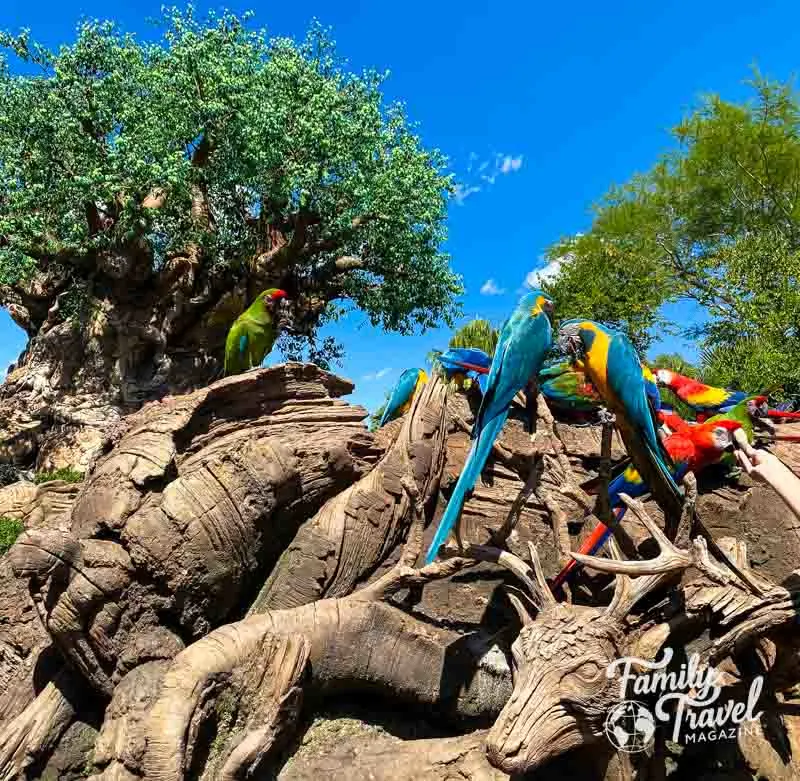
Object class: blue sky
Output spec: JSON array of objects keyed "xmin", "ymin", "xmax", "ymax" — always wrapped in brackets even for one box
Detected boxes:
[{"xmin": 0, "ymin": 0, "xmax": 798, "ymax": 412}]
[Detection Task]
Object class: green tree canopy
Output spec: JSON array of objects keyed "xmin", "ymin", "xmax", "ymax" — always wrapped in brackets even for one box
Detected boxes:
[
  {"xmin": 650, "ymin": 352, "xmax": 700, "ymax": 378},
  {"xmin": 543, "ymin": 74, "xmax": 800, "ymax": 391},
  {"xmin": 447, "ymin": 317, "xmax": 499, "ymax": 355},
  {"xmin": 0, "ymin": 7, "xmax": 461, "ymax": 393}
]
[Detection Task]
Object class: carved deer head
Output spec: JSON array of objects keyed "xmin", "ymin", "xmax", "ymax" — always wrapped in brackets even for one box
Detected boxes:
[{"xmin": 468, "ymin": 494, "xmax": 696, "ymax": 774}]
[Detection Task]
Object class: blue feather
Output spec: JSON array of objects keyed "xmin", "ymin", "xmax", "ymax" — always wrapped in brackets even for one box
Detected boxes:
[
  {"xmin": 425, "ymin": 291, "xmax": 553, "ymax": 563},
  {"xmin": 606, "ymin": 334, "xmax": 681, "ymax": 500},
  {"xmin": 438, "ymin": 347, "xmax": 492, "ymax": 372},
  {"xmin": 379, "ymin": 369, "xmax": 422, "ymax": 427},
  {"xmin": 608, "ymin": 338, "xmax": 662, "ymax": 455},
  {"xmin": 425, "ymin": 414, "xmax": 507, "ymax": 562},
  {"xmin": 239, "ymin": 333, "xmax": 248, "ymax": 355}
]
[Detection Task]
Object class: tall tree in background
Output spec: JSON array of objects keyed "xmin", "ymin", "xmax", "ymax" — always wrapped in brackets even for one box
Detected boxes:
[
  {"xmin": 447, "ymin": 317, "xmax": 499, "ymax": 356},
  {"xmin": 543, "ymin": 75, "xmax": 800, "ymax": 392},
  {"xmin": 0, "ymin": 7, "xmax": 460, "ymax": 418}
]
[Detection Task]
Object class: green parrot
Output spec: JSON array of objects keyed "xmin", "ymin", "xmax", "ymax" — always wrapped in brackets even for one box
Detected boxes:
[
  {"xmin": 224, "ymin": 288, "xmax": 289, "ymax": 376},
  {"xmin": 706, "ymin": 394, "xmax": 769, "ymax": 469}
]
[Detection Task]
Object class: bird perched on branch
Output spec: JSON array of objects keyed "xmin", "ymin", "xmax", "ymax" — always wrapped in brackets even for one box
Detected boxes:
[
  {"xmin": 654, "ymin": 369, "xmax": 749, "ymax": 419},
  {"xmin": 704, "ymin": 395, "xmax": 768, "ymax": 468},
  {"xmin": 558, "ymin": 320, "xmax": 682, "ymax": 521},
  {"xmin": 537, "ymin": 358, "xmax": 660, "ymax": 420},
  {"xmin": 425, "ymin": 291, "xmax": 554, "ymax": 564},
  {"xmin": 538, "ymin": 358, "xmax": 602, "ymax": 414},
  {"xmin": 552, "ymin": 416, "xmax": 743, "ymax": 589},
  {"xmin": 378, "ymin": 368, "xmax": 428, "ymax": 427},
  {"xmin": 224, "ymin": 288, "xmax": 289, "ymax": 375},
  {"xmin": 436, "ymin": 347, "xmax": 491, "ymax": 393}
]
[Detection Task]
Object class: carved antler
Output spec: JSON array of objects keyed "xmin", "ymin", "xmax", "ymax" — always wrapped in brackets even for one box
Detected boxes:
[
  {"xmin": 570, "ymin": 489, "xmax": 696, "ymax": 619},
  {"xmin": 439, "ymin": 541, "xmax": 557, "ymax": 613}
]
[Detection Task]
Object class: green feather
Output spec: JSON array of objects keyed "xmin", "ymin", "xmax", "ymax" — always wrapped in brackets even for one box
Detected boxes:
[{"xmin": 224, "ymin": 290, "xmax": 279, "ymax": 375}]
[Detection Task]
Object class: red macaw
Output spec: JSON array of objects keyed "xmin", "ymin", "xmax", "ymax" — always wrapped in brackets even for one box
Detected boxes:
[
  {"xmin": 551, "ymin": 416, "xmax": 742, "ymax": 590},
  {"xmin": 654, "ymin": 369, "xmax": 749, "ymax": 419}
]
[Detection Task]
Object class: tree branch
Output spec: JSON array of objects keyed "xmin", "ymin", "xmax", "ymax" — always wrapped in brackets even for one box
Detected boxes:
[
  {"xmin": 303, "ymin": 213, "xmax": 380, "ymax": 256},
  {"xmin": 655, "ymin": 237, "xmax": 739, "ymax": 314},
  {"xmin": 333, "ymin": 255, "xmax": 365, "ymax": 272}
]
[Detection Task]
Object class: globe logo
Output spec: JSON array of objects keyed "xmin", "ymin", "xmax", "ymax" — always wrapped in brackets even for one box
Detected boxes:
[{"xmin": 604, "ymin": 700, "xmax": 656, "ymax": 753}]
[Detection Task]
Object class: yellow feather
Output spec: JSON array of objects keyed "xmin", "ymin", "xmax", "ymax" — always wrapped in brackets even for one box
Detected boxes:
[{"xmin": 581, "ymin": 323, "xmax": 613, "ymax": 401}]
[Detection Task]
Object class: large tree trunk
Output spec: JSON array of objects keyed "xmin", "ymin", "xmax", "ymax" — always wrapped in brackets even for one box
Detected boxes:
[
  {"xmin": 0, "ymin": 167, "xmax": 360, "ymax": 477},
  {"xmin": 0, "ymin": 262, "xmax": 246, "ymax": 472}
]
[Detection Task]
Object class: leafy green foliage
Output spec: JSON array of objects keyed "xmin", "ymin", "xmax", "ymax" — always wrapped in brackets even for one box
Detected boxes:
[
  {"xmin": 543, "ymin": 74, "xmax": 800, "ymax": 386},
  {"xmin": 33, "ymin": 467, "xmax": 84, "ymax": 484},
  {"xmin": 650, "ymin": 353, "xmax": 700, "ymax": 378},
  {"xmin": 544, "ymin": 236, "xmax": 671, "ymax": 352},
  {"xmin": 0, "ymin": 516, "xmax": 23, "ymax": 555},
  {"xmin": 447, "ymin": 318, "xmax": 499, "ymax": 356},
  {"xmin": 0, "ymin": 8, "xmax": 461, "ymax": 349}
]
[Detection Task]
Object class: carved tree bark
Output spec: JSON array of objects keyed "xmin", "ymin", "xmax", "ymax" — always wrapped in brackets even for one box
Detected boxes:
[
  {"xmin": 252, "ymin": 375, "xmax": 449, "ymax": 610},
  {"xmin": 2, "ymin": 363, "xmax": 800, "ymax": 781}
]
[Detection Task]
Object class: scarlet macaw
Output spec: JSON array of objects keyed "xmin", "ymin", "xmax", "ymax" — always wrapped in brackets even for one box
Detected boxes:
[
  {"xmin": 378, "ymin": 368, "xmax": 429, "ymax": 427},
  {"xmin": 552, "ymin": 417, "xmax": 742, "ymax": 589},
  {"xmin": 704, "ymin": 395, "xmax": 768, "ymax": 468},
  {"xmin": 425, "ymin": 291, "xmax": 554, "ymax": 564},
  {"xmin": 654, "ymin": 369, "xmax": 749, "ymax": 419},
  {"xmin": 224, "ymin": 289, "xmax": 289, "ymax": 375}
]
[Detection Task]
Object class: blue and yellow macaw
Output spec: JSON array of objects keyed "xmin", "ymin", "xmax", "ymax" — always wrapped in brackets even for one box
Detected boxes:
[
  {"xmin": 641, "ymin": 363, "xmax": 662, "ymax": 414},
  {"xmin": 537, "ymin": 358, "xmax": 660, "ymax": 418},
  {"xmin": 557, "ymin": 321, "xmax": 761, "ymax": 590},
  {"xmin": 378, "ymin": 368, "xmax": 428, "ymax": 427},
  {"xmin": 437, "ymin": 347, "xmax": 492, "ymax": 394},
  {"xmin": 425, "ymin": 291, "xmax": 554, "ymax": 563},
  {"xmin": 557, "ymin": 320, "xmax": 683, "ymax": 520}
]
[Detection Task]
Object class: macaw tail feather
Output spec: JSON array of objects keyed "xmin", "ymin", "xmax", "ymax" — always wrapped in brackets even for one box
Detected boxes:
[
  {"xmin": 551, "ymin": 506, "xmax": 626, "ymax": 590},
  {"xmin": 378, "ymin": 406, "xmax": 392, "ymax": 427},
  {"xmin": 646, "ymin": 439, "xmax": 684, "ymax": 519},
  {"xmin": 615, "ymin": 418, "xmax": 683, "ymax": 524},
  {"xmin": 425, "ymin": 413, "xmax": 507, "ymax": 564}
]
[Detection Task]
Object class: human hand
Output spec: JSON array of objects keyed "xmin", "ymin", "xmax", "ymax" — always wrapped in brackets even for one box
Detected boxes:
[{"xmin": 735, "ymin": 448, "xmax": 788, "ymax": 485}]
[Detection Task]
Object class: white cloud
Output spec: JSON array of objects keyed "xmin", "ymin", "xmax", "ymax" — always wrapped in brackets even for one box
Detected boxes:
[
  {"xmin": 480, "ymin": 278, "xmax": 506, "ymax": 296},
  {"xmin": 524, "ymin": 256, "xmax": 566, "ymax": 289},
  {"xmin": 453, "ymin": 151, "xmax": 524, "ymax": 206},
  {"xmin": 453, "ymin": 183, "xmax": 481, "ymax": 205},
  {"xmin": 362, "ymin": 367, "xmax": 392, "ymax": 381},
  {"xmin": 500, "ymin": 155, "xmax": 523, "ymax": 174}
]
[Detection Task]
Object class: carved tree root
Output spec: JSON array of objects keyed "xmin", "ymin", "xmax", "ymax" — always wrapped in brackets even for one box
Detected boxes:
[
  {"xmin": 251, "ymin": 375, "xmax": 449, "ymax": 610},
  {"xmin": 144, "ymin": 485, "xmax": 510, "ymax": 781},
  {"xmin": 144, "ymin": 597, "xmax": 511, "ymax": 780},
  {"xmin": 148, "ymin": 623, "xmax": 310, "ymax": 781},
  {"xmin": 0, "ymin": 669, "xmax": 83, "ymax": 781},
  {"xmin": 6, "ymin": 364, "xmax": 383, "ymax": 705}
]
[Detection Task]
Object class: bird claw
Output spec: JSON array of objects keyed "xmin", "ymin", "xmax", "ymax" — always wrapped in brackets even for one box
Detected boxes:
[{"xmin": 598, "ymin": 408, "xmax": 616, "ymax": 426}]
